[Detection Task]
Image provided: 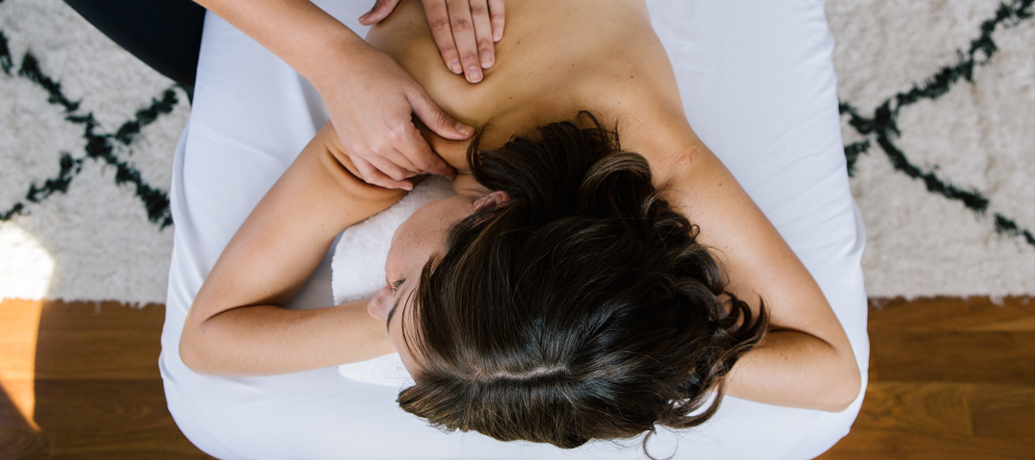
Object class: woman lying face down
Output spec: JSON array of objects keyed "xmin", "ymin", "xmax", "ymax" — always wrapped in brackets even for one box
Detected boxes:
[
  {"xmin": 181, "ymin": 0, "xmax": 860, "ymax": 452},
  {"xmin": 370, "ymin": 113, "xmax": 768, "ymax": 448}
]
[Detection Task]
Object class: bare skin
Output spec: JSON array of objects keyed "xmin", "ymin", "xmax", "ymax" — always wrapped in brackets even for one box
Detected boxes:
[
  {"xmin": 194, "ymin": 0, "xmax": 499, "ymax": 189},
  {"xmin": 181, "ymin": 0, "xmax": 861, "ymax": 413}
]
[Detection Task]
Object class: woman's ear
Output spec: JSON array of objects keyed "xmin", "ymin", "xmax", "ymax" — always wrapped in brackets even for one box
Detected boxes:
[{"xmin": 472, "ymin": 190, "xmax": 511, "ymax": 212}]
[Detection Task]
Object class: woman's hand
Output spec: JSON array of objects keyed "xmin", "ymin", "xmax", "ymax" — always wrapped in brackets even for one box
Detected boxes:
[
  {"xmin": 317, "ymin": 40, "xmax": 468, "ymax": 189},
  {"xmin": 359, "ymin": 0, "xmax": 505, "ymax": 84}
]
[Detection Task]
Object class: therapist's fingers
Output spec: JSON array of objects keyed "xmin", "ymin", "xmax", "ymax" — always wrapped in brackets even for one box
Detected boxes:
[
  {"xmin": 487, "ymin": 0, "xmax": 504, "ymax": 42},
  {"xmin": 423, "ymin": 0, "xmax": 462, "ymax": 75},
  {"xmin": 404, "ymin": 97, "xmax": 462, "ymax": 178},
  {"xmin": 359, "ymin": 0, "xmax": 401, "ymax": 25},
  {"xmin": 398, "ymin": 124, "xmax": 457, "ymax": 179},
  {"xmin": 352, "ymin": 156, "xmax": 414, "ymax": 191},
  {"xmin": 367, "ymin": 151, "xmax": 416, "ymax": 182},
  {"xmin": 468, "ymin": 0, "xmax": 495, "ymax": 68},
  {"xmin": 408, "ymin": 86, "xmax": 474, "ymax": 141},
  {"xmin": 375, "ymin": 147, "xmax": 421, "ymax": 176},
  {"xmin": 445, "ymin": 0, "xmax": 483, "ymax": 83}
]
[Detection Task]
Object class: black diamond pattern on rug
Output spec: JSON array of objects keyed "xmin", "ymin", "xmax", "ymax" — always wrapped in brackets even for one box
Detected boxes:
[
  {"xmin": 0, "ymin": 28, "xmax": 181, "ymax": 228},
  {"xmin": 2, "ymin": 0, "xmax": 1033, "ymax": 251},
  {"xmin": 839, "ymin": 0, "xmax": 1035, "ymax": 248}
]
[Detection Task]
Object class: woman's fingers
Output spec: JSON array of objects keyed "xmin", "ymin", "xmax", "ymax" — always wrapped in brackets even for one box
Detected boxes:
[
  {"xmin": 468, "ymin": 0, "xmax": 495, "ymax": 68},
  {"xmin": 352, "ymin": 156, "xmax": 414, "ymax": 191},
  {"xmin": 423, "ymin": 0, "xmax": 462, "ymax": 74},
  {"xmin": 408, "ymin": 86, "xmax": 473, "ymax": 142},
  {"xmin": 398, "ymin": 116, "xmax": 459, "ymax": 179},
  {"xmin": 422, "ymin": 0, "xmax": 504, "ymax": 82},
  {"xmin": 444, "ymin": 0, "xmax": 482, "ymax": 83},
  {"xmin": 372, "ymin": 0, "xmax": 505, "ymax": 82},
  {"xmin": 380, "ymin": 126, "xmax": 456, "ymax": 180},
  {"xmin": 375, "ymin": 117, "xmax": 458, "ymax": 180},
  {"xmin": 359, "ymin": 0, "xmax": 401, "ymax": 25},
  {"xmin": 379, "ymin": 145, "xmax": 420, "ymax": 175},
  {"xmin": 323, "ymin": 44, "xmax": 463, "ymax": 189},
  {"xmin": 488, "ymin": 0, "xmax": 504, "ymax": 42},
  {"xmin": 398, "ymin": 133, "xmax": 454, "ymax": 180}
]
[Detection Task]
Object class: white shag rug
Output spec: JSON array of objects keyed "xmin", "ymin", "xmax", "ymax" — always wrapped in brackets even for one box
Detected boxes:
[{"xmin": 1, "ymin": 0, "xmax": 1033, "ymax": 303}]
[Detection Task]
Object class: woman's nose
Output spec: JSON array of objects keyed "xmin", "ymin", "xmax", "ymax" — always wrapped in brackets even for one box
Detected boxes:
[{"xmin": 367, "ymin": 286, "xmax": 393, "ymax": 322}]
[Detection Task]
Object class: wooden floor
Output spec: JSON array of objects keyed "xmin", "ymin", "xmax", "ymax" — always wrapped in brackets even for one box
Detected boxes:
[{"xmin": 0, "ymin": 297, "xmax": 1033, "ymax": 459}]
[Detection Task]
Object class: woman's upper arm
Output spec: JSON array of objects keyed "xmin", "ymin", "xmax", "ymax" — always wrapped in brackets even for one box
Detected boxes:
[
  {"xmin": 662, "ymin": 145, "xmax": 860, "ymax": 409},
  {"xmin": 184, "ymin": 123, "xmax": 405, "ymax": 327},
  {"xmin": 662, "ymin": 146, "xmax": 849, "ymax": 350}
]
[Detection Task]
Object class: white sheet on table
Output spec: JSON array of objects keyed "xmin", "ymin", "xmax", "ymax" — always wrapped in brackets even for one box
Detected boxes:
[{"xmin": 161, "ymin": 0, "xmax": 869, "ymax": 458}]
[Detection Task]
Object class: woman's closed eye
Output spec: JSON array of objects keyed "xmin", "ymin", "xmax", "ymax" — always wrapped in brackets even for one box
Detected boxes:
[
  {"xmin": 385, "ymin": 279, "xmax": 407, "ymax": 332},
  {"xmin": 390, "ymin": 278, "xmax": 406, "ymax": 294},
  {"xmin": 385, "ymin": 277, "xmax": 407, "ymax": 329}
]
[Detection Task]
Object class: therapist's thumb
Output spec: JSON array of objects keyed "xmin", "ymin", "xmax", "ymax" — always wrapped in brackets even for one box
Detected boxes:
[
  {"xmin": 409, "ymin": 90, "xmax": 475, "ymax": 140},
  {"xmin": 359, "ymin": 0, "xmax": 400, "ymax": 25}
]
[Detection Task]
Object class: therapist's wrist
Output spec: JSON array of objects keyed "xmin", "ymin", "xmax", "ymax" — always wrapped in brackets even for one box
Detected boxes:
[{"xmin": 300, "ymin": 29, "xmax": 372, "ymax": 94}]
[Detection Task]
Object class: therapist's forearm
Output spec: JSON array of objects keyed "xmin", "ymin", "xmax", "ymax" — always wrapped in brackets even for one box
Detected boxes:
[
  {"xmin": 180, "ymin": 300, "xmax": 395, "ymax": 376},
  {"xmin": 193, "ymin": 0, "xmax": 365, "ymax": 89},
  {"xmin": 723, "ymin": 330, "xmax": 861, "ymax": 412}
]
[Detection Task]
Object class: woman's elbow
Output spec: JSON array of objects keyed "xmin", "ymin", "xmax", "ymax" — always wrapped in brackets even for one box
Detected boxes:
[
  {"xmin": 178, "ymin": 331, "xmax": 202, "ymax": 372},
  {"xmin": 178, "ymin": 325, "xmax": 216, "ymax": 375},
  {"xmin": 822, "ymin": 358, "xmax": 862, "ymax": 412}
]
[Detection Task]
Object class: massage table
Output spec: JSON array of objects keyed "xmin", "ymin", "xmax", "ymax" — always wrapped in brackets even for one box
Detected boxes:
[{"xmin": 160, "ymin": 0, "xmax": 869, "ymax": 458}]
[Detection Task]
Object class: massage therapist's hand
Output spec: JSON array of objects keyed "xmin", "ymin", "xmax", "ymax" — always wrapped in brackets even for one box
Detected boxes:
[
  {"xmin": 319, "ymin": 41, "xmax": 470, "ymax": 189},
  {"xmin": 191, "ymin": 0, "xmax": 472, "ymax": 190},
  {"xmin": 359, "ymin": 0, "xmax": 505, "ymax": 84}
]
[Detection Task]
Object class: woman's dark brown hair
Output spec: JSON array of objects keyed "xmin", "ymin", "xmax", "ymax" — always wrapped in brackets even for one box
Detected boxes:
[{"xmin": 397, "ymin": 111, "xmax": 768, "ymax": 453}]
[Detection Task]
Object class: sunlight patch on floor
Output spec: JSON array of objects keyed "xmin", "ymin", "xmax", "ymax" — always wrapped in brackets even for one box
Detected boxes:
[
  {"xmin": 0, "ymin": 298, "xmax": 43, "ymax": 431},
  {"xmin": 0, "ymin": 220, "xmax": 55, "ymax": 432}
]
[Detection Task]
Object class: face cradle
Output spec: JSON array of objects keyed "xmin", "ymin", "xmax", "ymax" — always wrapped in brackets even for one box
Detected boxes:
[{"xmin": 367, "ymin": 190, "xmax": 512, "ymax": 377}]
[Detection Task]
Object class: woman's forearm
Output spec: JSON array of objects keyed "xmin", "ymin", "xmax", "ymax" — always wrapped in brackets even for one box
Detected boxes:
[
  {"xmin": 180, "ymin": 301, "xmax": 395, "ymax": 376},
  {"xmin": 180, "ymin": 123, "xmax": 406, "ymax": 376},
  {"xmin": 724, "ymin": 330, "xmax": 862, "ymax": 412},
  {"xmin": 193, "ymin": 0, "xmax": 365, "ymax": 91}
]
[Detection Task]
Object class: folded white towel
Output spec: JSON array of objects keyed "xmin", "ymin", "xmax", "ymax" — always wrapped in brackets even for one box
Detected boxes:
[{"xmin": 331, "ymin": 175, "xmax": 456, "ymax": 387}]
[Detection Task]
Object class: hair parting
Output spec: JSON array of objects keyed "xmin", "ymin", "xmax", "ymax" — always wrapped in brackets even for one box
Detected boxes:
[{"xmin": 395, "ymin": 111, "xmax": 768, "ymax": 456}]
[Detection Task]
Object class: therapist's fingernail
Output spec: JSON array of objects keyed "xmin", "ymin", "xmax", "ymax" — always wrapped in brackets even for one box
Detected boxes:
[
  {"xmin": 480, "ymin": 51, "xmax": 494, "ymax": 68},
  {"xmin": 467, "ymin": 66, "xmax": 482, "ymax": 83},
  {"xmin": 494, "ymin": 28, "xmax": 502, "ymax": 42},
  {"xmin": 457, "ymin": 123, "xmax": 474, "ymax": 136},
  {"xmin": 449, "ymin": 60, "xmax": 462, "ymax": 74}
]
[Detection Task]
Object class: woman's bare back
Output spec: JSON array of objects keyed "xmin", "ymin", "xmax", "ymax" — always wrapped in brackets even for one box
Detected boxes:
[
  {"xmin": 183, "ymin": 0, "xmax": 860, "ymax": 411},
  {"xmin": 366, "ymin": 0, "xmax": 699, "ymax": 182},
  {"xmin": 367, "ymin": 1, "xmax": 860, "ymax": 411}
]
